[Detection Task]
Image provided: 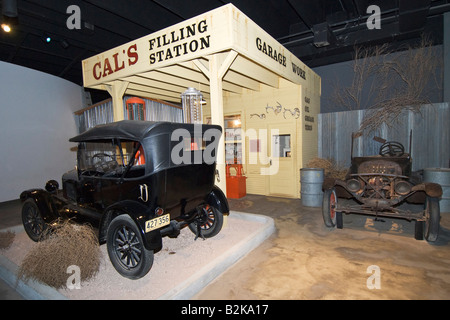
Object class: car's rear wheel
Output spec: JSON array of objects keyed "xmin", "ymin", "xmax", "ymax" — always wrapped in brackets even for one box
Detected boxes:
[
  {"xmin": 21, "ymin": 199, "xmax": 48, "ymax": 242},
  {"xmin": 322, "ymin": 188, "xmax": 341, "ymax": 228},
  {"xmin": 188, "ymin": 205, "xmax": 224, "ymax": 239},
  {"xmin": 424, "ymin": 196, "xmax": 440, "ymax": 242},
  {"xmin": 107, "ymin": 215, "xmax": 154, "ymax": 279}
]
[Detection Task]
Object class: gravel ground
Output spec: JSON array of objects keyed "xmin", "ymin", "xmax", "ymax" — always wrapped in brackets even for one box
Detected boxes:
[{"xmin": 0, "ymin": 211, "xmax": 272, "ymax": 300}]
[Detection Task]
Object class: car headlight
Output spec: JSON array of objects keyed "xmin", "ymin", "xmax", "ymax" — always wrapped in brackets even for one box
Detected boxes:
[
  {"xmin": 394, "ymin": 180, "xmax": 411, "ymax": 195},
  {"xmin": 347, "ymin": 178, "xmax": 361, "ymax": 193}
]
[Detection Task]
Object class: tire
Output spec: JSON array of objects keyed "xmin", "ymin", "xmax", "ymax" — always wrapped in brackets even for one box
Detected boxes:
[
  {"xmin": 106, "ymin": 215, "xmax": 154, "ymax": 279},
  {"xmin": 424, "ymin": 197, "xmax": 440, "ymax": 242},
  {"xmin": 21, "ymin": 199, "xmax": 48, "ymax": 242},
  {"xmin": 322, "ymin": 188, "xmax": 338, "ymax": 228},
  {"xmin": 188, "ymin": 205, "xmax": 224, "ymax": 239}
]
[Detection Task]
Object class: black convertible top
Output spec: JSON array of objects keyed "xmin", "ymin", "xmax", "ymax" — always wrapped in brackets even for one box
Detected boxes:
[
  {"xmin": 69, "ymin": 120, "xmax": 164, "ymax": 142},
  {"xmin": 70, "ymin": 120, "xmax": 222, "ymax": 173},
  {"xmin": 70, "ymin": 120, "xmax": 222, "ymax": 143}
]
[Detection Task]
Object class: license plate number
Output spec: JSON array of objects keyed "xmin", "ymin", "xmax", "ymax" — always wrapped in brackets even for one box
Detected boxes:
[{"xmin": 145, "ymin": 214, "xmax": 170, "ymax": 232}]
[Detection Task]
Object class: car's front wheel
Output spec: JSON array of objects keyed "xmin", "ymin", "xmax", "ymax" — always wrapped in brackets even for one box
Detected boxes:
[
  {"xmin": 106, "ymin": 215, "xmax": 154, "ymax": 279},
  {"xmin": 322, "ymin": 188, "xmax": 342, "ymax": 228},
  {"xmin": 21, "ymin": 199, "xmax": 48, "ymax": 242},
  {"xmin": 424, "ymin": 196, "xmax": 440, "ymax": 242}
]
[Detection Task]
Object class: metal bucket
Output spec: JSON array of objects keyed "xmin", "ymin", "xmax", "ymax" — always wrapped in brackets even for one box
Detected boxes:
[
  {"xmin": 424, "ymin": 168, "xmax": 450, "ymax": 213},
  {"xmin": 300, "ymin": 168, "xmax": 324, "ymax": 207}
]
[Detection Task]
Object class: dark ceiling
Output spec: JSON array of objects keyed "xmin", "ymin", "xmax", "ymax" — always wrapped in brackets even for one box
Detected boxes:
[{"xmin": 1, "ymin": 0, "xmax": 449, "ymax": 103}]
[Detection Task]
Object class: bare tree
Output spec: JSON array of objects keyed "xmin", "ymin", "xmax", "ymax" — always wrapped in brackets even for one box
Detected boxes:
[{"xmin": 331, "ymin": 35, "xmax": 443, "ymax": 134}]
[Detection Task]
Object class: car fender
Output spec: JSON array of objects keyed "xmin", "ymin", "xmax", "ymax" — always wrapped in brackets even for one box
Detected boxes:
[
  {"xmin": 322, "ymin": 178, "xmax": 353, "ymax": 199},
  {"xmin": 411, "ymin": 182, "xmax": 443, "ymax": 198},
  {"xmin": 206, "ymin": 185, "xmax": 230, "ymax": 215},
  {"xmin": 408, "ymin": 182, "xmax": 443, "ymax": 203},
  {"xmin": 19, "ymin": 189, "xmax": 59, "ymax": 223},
  {"xmin": 101, "ymin": 200, "xmax": 162, "ymax": 251}
]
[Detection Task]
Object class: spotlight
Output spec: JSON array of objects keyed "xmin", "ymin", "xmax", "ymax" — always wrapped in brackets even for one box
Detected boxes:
[
  {"xmin": 1, "ymin": 15, "xmax": 18, "ymax": 33},
  {"xmin": 1, "ymin": 0, "xmax": 18, "ymax": 32},
  {"xmin": 1, "ymin": 23, "xmax": 11, "ymax": 32},
  {"xmin": 42, "ymin": 35, "xmax": 52, "ymax": 43}
]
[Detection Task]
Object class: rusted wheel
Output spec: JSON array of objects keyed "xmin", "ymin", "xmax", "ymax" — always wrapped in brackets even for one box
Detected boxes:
[
  {"xmin": 424, "ymin": 196, "xmax": 440, "ymax": 242},
  {"xmin": 322, "ymin": 188, "xmax": 338, "ymax": 228}
]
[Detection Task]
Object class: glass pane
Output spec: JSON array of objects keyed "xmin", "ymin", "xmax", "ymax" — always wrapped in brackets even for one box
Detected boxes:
[{"xmin": 272, "ymin": 134, "xmax": 291, "ymax": 158}]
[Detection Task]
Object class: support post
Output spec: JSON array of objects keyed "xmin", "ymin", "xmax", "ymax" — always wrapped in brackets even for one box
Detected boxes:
[
  {"xmin": 105, "ymin": 80, "xmax": 129, "ymax": 121},
  {"xmin": 202, "ymin": 51, "xmax": 238, "ymax": 192}
]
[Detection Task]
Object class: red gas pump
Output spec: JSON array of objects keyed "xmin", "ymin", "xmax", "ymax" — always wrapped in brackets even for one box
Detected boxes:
[
  {"xmin": 226, "ymin": 164, "xmax": 247, "ymax": 199},
  {"xmin": 126, "ymin": 97, "xmax": 146, "ymax": 120}
]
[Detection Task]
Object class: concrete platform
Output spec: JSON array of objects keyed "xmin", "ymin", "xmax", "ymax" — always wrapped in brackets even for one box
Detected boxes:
[{"xmin": 0, "ymin": 211, "xmax": 275, "ymax": 300}]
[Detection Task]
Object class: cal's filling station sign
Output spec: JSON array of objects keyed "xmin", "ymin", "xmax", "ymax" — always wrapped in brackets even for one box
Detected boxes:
[
  {"xmin": 82, "ymin": 5, "xmax": 312, "ymax": 88},
  {"xmin": 148, "ymin": 20, "xmax": 210, "ymax": 65},
  {"xmin": 87, "ymin": 18, "xmax": 212, "ymax": 83}
]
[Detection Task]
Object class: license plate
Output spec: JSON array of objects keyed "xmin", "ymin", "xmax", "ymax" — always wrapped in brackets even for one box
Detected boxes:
[{"xmin": 145, "ymin": 214, "xmax": 170, "ymax": 232}]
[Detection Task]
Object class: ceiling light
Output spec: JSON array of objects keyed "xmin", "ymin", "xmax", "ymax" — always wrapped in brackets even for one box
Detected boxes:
[
  {"xmin": 42, "ymin": 35, "xmax": 52, "ymax": 43},
  {"xmin": 1, "ymin": 23, "xmax": 11, "ymax": 32},
  {"xmin": 313, "ymin": 22, "xmax": 336, "ymax": 48},
  {"xmin": 1, "ymin": 0, "xmax": 18, "ymax": 32},
  {"xmin": 1, "ymin": 14, "xmax": 18, "ymax": 33}
]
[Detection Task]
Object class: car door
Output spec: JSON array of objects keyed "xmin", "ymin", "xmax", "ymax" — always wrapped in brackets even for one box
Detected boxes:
[{"xmin": 78, "ymin": 173, "xmax": 103, "ymax": 210}]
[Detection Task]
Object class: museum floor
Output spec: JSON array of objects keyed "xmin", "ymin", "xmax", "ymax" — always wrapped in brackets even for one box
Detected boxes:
[{"xmin": 1, "ymin": 195, "xmax": 450, "ymax": 300}]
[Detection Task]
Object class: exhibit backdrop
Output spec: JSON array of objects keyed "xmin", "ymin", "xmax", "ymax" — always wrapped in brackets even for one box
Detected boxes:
[{"xmin": 0, "ymin": 61, "xmax": 82, "ymax": 202}]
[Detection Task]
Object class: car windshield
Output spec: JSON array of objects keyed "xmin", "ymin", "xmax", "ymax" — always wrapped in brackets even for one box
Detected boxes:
[{"xmin": 77, "ymin": 140, "xmax": 145, "ymax": 177}]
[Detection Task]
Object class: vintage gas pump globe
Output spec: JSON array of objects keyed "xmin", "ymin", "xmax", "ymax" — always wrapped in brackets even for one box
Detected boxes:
[{"xmin": 181, "ymin": 87, "xmax": 203, "ymax": 124}]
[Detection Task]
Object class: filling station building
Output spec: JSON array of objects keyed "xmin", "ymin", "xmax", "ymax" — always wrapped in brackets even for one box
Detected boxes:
[{"xmin": 81, "ymin": 4, "xmax": 321, "ymax": 199}]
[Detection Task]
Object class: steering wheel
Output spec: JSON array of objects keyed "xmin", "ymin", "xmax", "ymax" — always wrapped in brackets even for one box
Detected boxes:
[
  {"xmin": 379, "ymin": 141, "xmax": 405, "ymax": 157},
  {"xmin": 92, "ymin": 153, "xmax": 117, "ymax": 172},
  {"xmin": 92, "ymin": 153, "xmax": 114, "ymax": 161}
]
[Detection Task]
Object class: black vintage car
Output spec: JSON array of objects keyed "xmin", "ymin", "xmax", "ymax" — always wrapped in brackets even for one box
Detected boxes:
[
  {"xmin": 20, "ymin": 120, "xmax": 229, "ymax": 279},
  {"xmin": 322, "ymin": 135, "xmax": 442, "ymax": 242}
]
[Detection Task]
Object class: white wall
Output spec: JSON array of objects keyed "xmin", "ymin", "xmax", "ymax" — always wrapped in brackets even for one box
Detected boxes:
[{"xmin": 0, "ymin": 61, "xmax": 82, "ymax": 202}]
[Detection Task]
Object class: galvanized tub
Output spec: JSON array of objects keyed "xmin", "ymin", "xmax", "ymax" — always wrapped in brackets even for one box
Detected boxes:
[
  {"xmin": 300, "ymin": 168, "xmax": 324, "ymax": 207},
  {"xmin": 424, "ymin": 168, "xmax": 450, "ymax": 213}
]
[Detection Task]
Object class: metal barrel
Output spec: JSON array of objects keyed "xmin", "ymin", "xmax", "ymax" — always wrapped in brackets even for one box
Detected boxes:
[
  {"xmin": 424, "ymin": 168, "xmax": 450, "ymax": 213},
  {"xmin": 300, "ymin": 168, "xmax": 324, "ymax": 207}
]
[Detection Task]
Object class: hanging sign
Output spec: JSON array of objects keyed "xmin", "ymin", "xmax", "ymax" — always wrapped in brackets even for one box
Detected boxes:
[{"xmin": 82, "ymin": 4, "xmax": 317, "ymax": 89}]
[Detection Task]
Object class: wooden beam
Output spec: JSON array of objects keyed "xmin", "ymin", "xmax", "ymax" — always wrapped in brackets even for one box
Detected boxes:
[
  {"xmin": 179, "ymin": 59, "xmax": 243, "ymax": 94},
  {"xmin": 230, "ymin": 55, "xmax": 280, "ymax": 88},
  {"xmin": 139, "ymin": 71, "xmax": 211, "ymax": 94},
  {"xmin": 104, "ymin": 80, "xmax": 129, "ymax": 121},
  {"xmin": 127, "ymin": 83, "xmax": 184, "ymax": 100},
  {"xmin": 125, "ymin": 89, "xmax": 182, "ymax": 104},
  {"xmin": 192, "ymin": 55, "xmax": 260, "ymax": 92}
]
